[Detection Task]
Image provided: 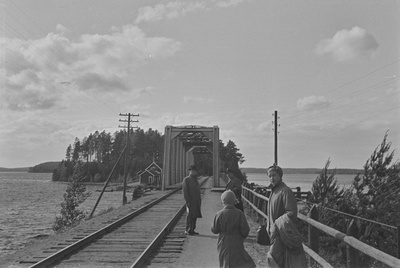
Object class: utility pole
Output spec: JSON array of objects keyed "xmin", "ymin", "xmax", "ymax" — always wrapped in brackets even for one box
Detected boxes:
[
  {"xmin": 119, "ymin": 113, "xmax": 139, "ymax": 205},
  {"xmin": 273, "ymin": 111, "xmax": 279, "ymax": 165}
]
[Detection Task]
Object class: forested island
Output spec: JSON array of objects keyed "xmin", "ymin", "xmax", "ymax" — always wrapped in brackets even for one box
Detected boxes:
[
  {"xmin": 29, "ymin": 162, "xmax": 60, "ymax": 173},
  {"xmin": 49, "ymin": 128, "xmax": 246, "ymax": 183}
]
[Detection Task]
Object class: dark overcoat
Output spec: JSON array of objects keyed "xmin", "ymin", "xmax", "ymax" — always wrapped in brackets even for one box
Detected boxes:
[{"xmin": 182, "ymin": 175, "xmax": 202, "ymax": 218}]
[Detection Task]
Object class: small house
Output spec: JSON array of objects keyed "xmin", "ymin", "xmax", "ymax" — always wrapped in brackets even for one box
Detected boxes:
[{"xmin": 138, "ymin": 161, "xmax": 162, "ymax": 187}]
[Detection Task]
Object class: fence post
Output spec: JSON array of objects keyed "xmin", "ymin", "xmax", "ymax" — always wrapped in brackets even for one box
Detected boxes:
[
  {"xmin": 252, "ymin": 191, "xmax": 257, "ymax": 217},
  {"xmin": 397, "ymin": 225, "xmax": 400, "ymax": 258},
  {"xmin": 308, "ymin": 205, "xmax": 319, "ymax": 253},
  {"xmin": 347, "ymin": 219, "xmax": 360, "ymax": 268}
]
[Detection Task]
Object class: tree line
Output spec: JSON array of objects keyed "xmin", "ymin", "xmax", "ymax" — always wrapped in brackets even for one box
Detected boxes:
[{"xmin": 52, "ymin": 128, "xmax": 245, "ymax": 183}]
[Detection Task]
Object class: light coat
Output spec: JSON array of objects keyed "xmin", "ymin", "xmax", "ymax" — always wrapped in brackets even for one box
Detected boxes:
[
  {"xmin": 266, "ymin": 181, "xmax": 307, "ymax": 268},
  {"xmin": 211, "ymin": 205, "xmax": 256, "ymax": 268}
]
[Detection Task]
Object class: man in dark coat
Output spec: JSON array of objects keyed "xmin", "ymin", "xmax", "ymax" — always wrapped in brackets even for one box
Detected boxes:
[
  {"xmin": 225, "ymin": 168, "xmax": 244, "ymax": 211},
  {"xmin": 182, "ymin": 164, "xmax": 202, "ymax": 235}
]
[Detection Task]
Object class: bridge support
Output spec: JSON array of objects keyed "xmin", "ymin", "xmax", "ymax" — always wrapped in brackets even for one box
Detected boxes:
[{"xmin": 162, "ymin": 125, "xmax": 220, "ymax": 190}]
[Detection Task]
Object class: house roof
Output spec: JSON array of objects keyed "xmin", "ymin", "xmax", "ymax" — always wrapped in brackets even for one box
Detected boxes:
[
  {"xmin": 138, "ymin": 169, "xmax": 156, "ymax": 176},
  {"xmin": 145, "ymin": 161, "xmax": 162, "ymax": 172}
]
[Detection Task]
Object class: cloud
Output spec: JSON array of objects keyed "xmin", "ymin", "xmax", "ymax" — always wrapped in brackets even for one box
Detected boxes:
[
  {"xmin": 183, "ymin": 96, "xmax": 215, "ymax": 103},
  {"xmin": 214, "ymin": 0, "xmax": 247, "ymax": 8},
  {"xmin": 296, "ymin": 95, "xmax": 331, "ymax": 111},
  {"xmin": 1, "ymin": 25, "xmax": 181, "ymax": 111},
  {"xmin": 257, "ymin": 121, "xmax": 271, "ymax": 132},
  {"xmin": 135, "ymin": 0, "xmax": 248, "ymax": 24},
  {"xmin": 75, "ymin": 72, "xmax": 128, "ymax": 91},
  {"xmin": 316, "ymin": 26, "xmax": 379, "ymax": 62},
  {"xmin": 137, "ymin": 86, "xmax": 155, "ymax": 95},
  {"xmin": 135, "ymin": 1, "xmax": 207, "ymax": 24}
]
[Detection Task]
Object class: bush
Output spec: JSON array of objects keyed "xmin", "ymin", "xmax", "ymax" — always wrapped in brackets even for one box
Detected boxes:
[
  {"xmin": 53, "ymin": 163, "xmax": 91, "ymax": 233},
  {"xmin": 301, "ymin": 132, "xmax": 400, "ymax": 267},
  {"xmin": 345, "ymin": 131, "xmax": 400, "ymax": 265}
]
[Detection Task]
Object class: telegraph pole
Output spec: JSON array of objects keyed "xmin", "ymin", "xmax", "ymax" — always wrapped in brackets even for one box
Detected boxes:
[
  {"xmin": 119, "ymin": 113, "xmax": 139, "ymax": 205},
  {"xmin": 273, "ymin": 111, "xmax": 279, "ymax": 165}
]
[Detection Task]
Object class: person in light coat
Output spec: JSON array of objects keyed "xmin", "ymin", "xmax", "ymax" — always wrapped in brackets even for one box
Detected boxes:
[
  {"xmin": 266, "ymin": 164, "xmax": 307, "ymax": 268},
  {"xmin": 211, "ymin": 190, "xmax": 256, "ymax": 268}
]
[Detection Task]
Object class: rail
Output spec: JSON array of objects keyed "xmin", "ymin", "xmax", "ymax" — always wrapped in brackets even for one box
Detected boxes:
[
  {"xmin": 28, "ymin": 176, "xmax": 209, "ymax": 268},
  {"xmin": 242, "ymin": 185, "xmax": 400, "ymax": 268},
  {"xmin": 131, "ymin": 176, "xmax": 209, "ymax": 268}
]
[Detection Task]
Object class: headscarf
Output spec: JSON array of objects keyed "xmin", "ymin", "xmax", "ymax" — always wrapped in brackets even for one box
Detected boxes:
[
  {"xmin": 267, "ymin": 163, "xmax": 283, "ymax": 178},
  {"xmin": 221, "ymin": 190, "xmax": 238, "ymax": 205}
]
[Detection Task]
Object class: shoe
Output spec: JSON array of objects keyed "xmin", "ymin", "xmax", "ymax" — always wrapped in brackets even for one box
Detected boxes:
[
  {"xmin": 192, "ymin": 231, "xmax": 199, "ymax": 235},
  {"xmin": 184, "ymin": 231, "xmax": 194, "ymax": 236}
]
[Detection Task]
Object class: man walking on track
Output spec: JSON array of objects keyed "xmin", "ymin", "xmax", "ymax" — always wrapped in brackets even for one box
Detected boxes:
[{"xmin": 182, "ymin": 164, "xmax": 202, "ymax": 235}]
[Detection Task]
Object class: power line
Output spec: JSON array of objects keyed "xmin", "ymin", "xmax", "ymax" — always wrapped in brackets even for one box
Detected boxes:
[
  {"xmin": 286, "ymin": 104, "xmax": 400, "ymax": 153},
  {"xmin": 299, "ymin": 199, "xmax": 397, "ymax": 230},
  {"xmin": 283, "ymin": 76, "xmax": 399, "ymax": 124},
  {"xmin": 324, "ymin": 59, "xmax": 400, "ymax": 96}
]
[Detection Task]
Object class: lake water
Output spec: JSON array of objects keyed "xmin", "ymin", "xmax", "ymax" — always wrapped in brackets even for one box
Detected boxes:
[
  {"xmin": 0, "ymin": 172, "xmax": 126, "ymax": 259},
  {"xmin": 246, "ymin": 172, "xmax": 356, "ymax": 192}
]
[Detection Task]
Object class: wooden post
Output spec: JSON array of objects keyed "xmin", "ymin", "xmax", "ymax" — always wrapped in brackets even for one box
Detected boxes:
[
  {"xmin": 122, "ymin": 113, "xmax": 131, "ymax": 205},
  {"xmin": 253, "ymin": 194, "xmax": 258, "ymax": 219},
  {"xmin": 397, "ymin": 225, "xmax": 400, "ymax": 258},
  {"xmin": 274, "ymin": 111, "xmax": 278, "ymax": 165},
  {"xmin": 308, "ymin": 205, "xmax": 319, "ymax": 253},
  {"xmin": 347, "ymin": 219, "xmax": 360, "ymax": 268},
  {"xmin": 296, "ymin": 187, "xmax": 301, "ymax": 199}
]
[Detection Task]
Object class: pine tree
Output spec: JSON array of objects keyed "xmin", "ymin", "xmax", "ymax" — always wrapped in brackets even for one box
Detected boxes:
[{"xmin": 53, "ymin": 163, "xmax": 91, "ymax": 232}]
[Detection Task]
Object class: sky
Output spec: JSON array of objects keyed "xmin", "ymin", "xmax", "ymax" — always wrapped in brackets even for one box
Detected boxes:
[{"xmin": 1, "ymin": 0, "xmax": 399, "ymax": 169}]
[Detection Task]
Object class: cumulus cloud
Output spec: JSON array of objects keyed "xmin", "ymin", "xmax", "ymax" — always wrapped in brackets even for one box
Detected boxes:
[
  {"xmin": 297, "ymin": 96, "xmax": 331, "ymax": 111},
  {"xmin": 137, "ymin": 86, "xmax": 155, "ymax": 95},
  {"xmin": 316, "ymin": 26, "xmax": 379, "ymax": 62},
  {"xmin": 1, "ymin": 24, "xmax": 181, "ymax": 111},
  {"xmin": 257, "ymin": 121, "xmax": 271, "ymax": 132},
  {"xmin": 135, "ymin": 1, "xmax": 206, "ymax": 24},
  {"xmin": 135, "ymin": 0, "xmax": 248, "ymax": 24},
  {"xmin": 183, "ymin": 96, "xmax": 215, "ymax": 103},
  {"xmin": 214, "ymin": 0, "xmax": 247, "ymax": 8}
]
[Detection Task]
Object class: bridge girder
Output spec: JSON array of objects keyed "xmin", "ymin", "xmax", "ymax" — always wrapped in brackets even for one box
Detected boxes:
[{"xmin": 162, "ymin": 125, "xmax": 220, "ymax": 190}]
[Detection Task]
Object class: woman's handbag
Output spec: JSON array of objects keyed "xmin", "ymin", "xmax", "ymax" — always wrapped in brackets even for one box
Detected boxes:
[{"xmin": 256, "ymin": 224, "xmax": 270, "ymax": 245}]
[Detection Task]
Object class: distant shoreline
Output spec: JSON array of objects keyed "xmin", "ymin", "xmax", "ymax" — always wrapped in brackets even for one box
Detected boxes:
[
  {"xmin": 1, "ymin": 166, "xmax": 364, "ymax": 175},
  {"xmin": 241, "ymin": 167, "xmax": 363, "ymax": 175},
  {"xmin": 0, "ymin": 167, "xmax": 30, "ymax": 172}
]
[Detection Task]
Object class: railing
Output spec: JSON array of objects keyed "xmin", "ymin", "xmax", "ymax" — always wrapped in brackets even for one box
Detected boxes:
[
  {"xmin": 242, "ymin": 185, "xmax": 400, "ymax": 268},
  {"xmin": 244, "ymin": 183, "xmax": 311, "ymax": 201}
]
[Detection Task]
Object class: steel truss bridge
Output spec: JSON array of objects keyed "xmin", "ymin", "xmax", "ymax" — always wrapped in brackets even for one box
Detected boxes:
[{"xmin": 161, "ymin": 125, "xmax": 220, "ymax": 190}]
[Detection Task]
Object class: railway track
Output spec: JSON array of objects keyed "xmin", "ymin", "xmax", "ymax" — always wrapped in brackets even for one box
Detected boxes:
[{"xmin": 25, "ymin": 177, "xmax": 209, "ymax": 268}]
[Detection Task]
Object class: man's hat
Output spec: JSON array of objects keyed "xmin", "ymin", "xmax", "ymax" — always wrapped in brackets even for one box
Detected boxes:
[
  {"xmin": 226, "ymin": 168, "xmax": 234, "ymax": 174},
  {"xmin": 188, "ymin": 164, "xmax": 198, "ymax": 171}
]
